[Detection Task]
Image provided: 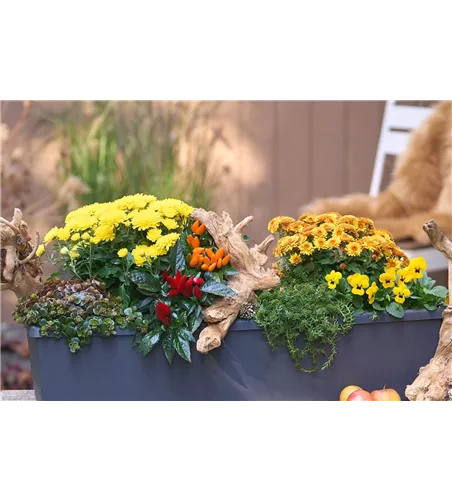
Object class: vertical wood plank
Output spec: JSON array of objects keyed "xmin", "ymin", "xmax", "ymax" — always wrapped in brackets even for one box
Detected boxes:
[
  {"xmin": 236, "ymin": 101, "xmax": 277, "ymax": 244},
  {"xmin": 345, "ymin": 101, "xmax": 385, "ymax": 193},
  {"xmin": 276, "ymin": 101, "xmax": 311, "ymax": 218},
  {"xmin": 310, "ymin": 101, "xmax": 347, "ymax": 201}
]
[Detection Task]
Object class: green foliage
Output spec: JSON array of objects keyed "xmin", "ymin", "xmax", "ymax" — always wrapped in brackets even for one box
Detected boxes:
[
  {"xmin": 13, "ymin": 279, "xmax": 148, "ymax": 353},
  {"xmin": 255, "ymin": 268, "xmax": 355, "ymax": 373},
  {"xmin": 37, "ymin": 101, "xmax": 219, "ymax": 209}
]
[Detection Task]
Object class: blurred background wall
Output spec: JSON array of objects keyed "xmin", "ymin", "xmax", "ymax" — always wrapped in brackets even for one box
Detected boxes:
[{"xmin": 0, "ymin": 100, "xmax": 418, "ymax": 322}]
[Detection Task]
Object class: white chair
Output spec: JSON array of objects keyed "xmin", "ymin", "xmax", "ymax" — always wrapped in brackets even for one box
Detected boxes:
[{"xmin": 370, "ymin": 101, "xmax": 448, "ymax": 272}]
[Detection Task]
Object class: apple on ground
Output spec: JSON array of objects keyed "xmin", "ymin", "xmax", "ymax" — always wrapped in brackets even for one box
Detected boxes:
[
  {"xmin": 339, "ymin": 385, "xmax": 362, "ymax": 401},
  {"xmin": 371, "ymin": 388, "xmax": 401, "ymax": 401},
  {"xmin": 346, "ymin": 389, "xmax": 373, "ymax": 401}
]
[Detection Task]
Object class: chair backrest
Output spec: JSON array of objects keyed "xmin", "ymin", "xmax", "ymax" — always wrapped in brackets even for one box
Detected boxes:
[{"xmin": 369, "ymin": 101, "xmax": 434, "ymax": 196}]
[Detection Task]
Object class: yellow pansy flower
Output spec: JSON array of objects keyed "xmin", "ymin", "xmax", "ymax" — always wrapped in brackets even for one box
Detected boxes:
[
  {"xmin": 366, "ymin": 282, "xmax": 379, "ymax": 304},
  {"xmin": 379, "ymin": 269, "xmax": 396, "ymax": 288},
  {"xmin": 397, "ymin": 267, "xmax": 414, "ymax": 285},
  {"xmin": 347, "ymin": 274, "xmax": 370, "ymax": 295},
  {"xmin": 408, "ymin": 257, "xmax": 427, "ymax": 279},
  {"xmin": 393, "ymin": 285, "xmax": 411, "ymax": 304},
  {"xmin": 325, "ymin": 270, "xmax": 342, "ymax": 289}
]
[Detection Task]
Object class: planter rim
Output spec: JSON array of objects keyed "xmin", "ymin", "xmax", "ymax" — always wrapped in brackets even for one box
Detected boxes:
[{"xmin": 27, "ymin": 307, "xmax": 445, "ymax": 338}]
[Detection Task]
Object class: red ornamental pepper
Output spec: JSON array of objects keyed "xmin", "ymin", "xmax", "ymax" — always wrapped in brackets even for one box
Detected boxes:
[
  {"xmin": 182, "ymin": 277, "xmax": 194, "ymax": 298},
  {"xmin": 193, "ymin": 277, "xmax": 204, "ymax": 286},
  {"xmin": 162, "ymin": 270, "xmax": 169, "ymax": 282},
  {"xmin": 156, "ymin": 301, "xmax": 172, "ymax": 326},
  {"xmin": 193, "ymin": 285, "xmax": 203, "ymax": 299}
]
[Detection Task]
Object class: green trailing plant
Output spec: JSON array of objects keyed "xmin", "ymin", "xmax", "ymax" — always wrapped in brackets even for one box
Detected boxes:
[
  {"xmin": 13, "ymin": 279, "xmax": 148, "ymax": 353},
  {"xmin": 255, "ymin": 267, "xmax": 355, "ymax": 373}
]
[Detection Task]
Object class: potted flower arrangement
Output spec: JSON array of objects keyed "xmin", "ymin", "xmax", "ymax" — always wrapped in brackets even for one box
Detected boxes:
[
  {"xmin": 12, "ymin": 193, "xmax": 284, "ymax": 401},
  {"xmin": 246, "ymin": 212, "xmax": 447, "ymax": 400}
]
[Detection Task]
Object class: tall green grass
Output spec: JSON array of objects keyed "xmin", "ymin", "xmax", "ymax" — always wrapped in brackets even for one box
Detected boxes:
[{"xmin": 40, "ymin": 101, "xmax": 219, "ymax": 209}]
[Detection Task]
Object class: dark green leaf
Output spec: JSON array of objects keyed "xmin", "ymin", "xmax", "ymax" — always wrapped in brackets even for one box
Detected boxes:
[
  {"xmin": 201, "ymin": 280, "xmax": 236, "ymax": 297},
  {"xmin": 386, "ymin": 302, "xmax": 404, "ymax": 318},
  {"xmin": 424, "ymin": 303, "xmax": 438, "ymax": 311},
  {"xmin": 136, "ymin": 297, "xmax": 153, "ymax": 311},
  {"xmin": 179, "ymin": 329, "xmax": 196, "ymax": 342},
  {"xmin": 162, "ymin": 333, "xmax": 175, "ymax": 364},
  {"xmin": 173, "ymin": 336, "xmax": 191, "ymax": 362},
  {"xmin": 352, "ymin": 295, "xmax": 363, "ymax": 309},
  {"xmin": 138, "ymin": 331, "xmax": 161, "ymax": 355},
  {"xmin": 189, "ymin": 308, "xmax": 203, "ymax": 333},
  {"xmin": 118, "ymin": 285, "xmax": 131, "ymax": 306},
  {"xmin": 224, "ymin": 268, "xmax": 240, "ymax": 276},
  {"xmin": 418, "ymin": 275, "xmax": 436, "ymax": 290},
  {"xmin": 427, "ymin": 286, "xmax": 449, "ymax": 299},
  {"xmin": 174, "ymin": 240, "xmax": 186, "ymax": 272},
  {"xmin": 129, "ymin": 271, "xmax": 161, "ymax": 293},
  {"xmin": 372, "ymin": 302, "xmax": 385, "ymax": 311}
]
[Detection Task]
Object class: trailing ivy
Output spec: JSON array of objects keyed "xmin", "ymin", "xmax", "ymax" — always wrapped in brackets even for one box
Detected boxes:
[
  {"xmin": 255, "ymin": 268, "xmax": 355, "ymax": 372},
  {"xmin": 13, "ymin": 279, "xmax": 148, "ymax": 353}
]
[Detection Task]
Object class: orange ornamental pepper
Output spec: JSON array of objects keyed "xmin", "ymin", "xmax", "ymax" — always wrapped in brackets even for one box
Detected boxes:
[
  {"xmin": 191, "ymin": 220, "xmax": 200, "ymax": 233},
  {"xmin": 216, "ymin": 258, "xmax": 223, "ymax": 269},
  {"xmin": 208, "ymin": 262, "xmax": 217, "ymax": 272},
  {"xmin": 206, "ymin": 248, "xmax": 215, "ymax": 260},
  {"xmin": 201, "ymin": 263, "xmax": 209, "ymax": 271},
  {"xmin": 214, "ymin": 248, "xmax": 225, "ymax": 261},
  {"xmin": 193, "ymin": 247, "xmax": 205, "ymax": 255},
  {"xmin": 187, "ymin": 235, "xmax": 194, "ymax": 245},
  {"xmin": 191, "ymin": 236, "xmax": 200, "ymax": 249},
  {"xmin": 221, "ymin": 254, "xmax": 231, "ymax": 266},
  {"xmin": 189, "ymin": 255, "xmax": 200, "ymax": 268},
  {"xmin": 195, "ymin": 223, "xmax": 206, "ymax": 235}
]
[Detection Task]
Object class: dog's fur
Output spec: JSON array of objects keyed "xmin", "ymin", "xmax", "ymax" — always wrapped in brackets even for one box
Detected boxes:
[{"xmin": 304, "ymin": 101, "xmax": 452, "ymax": 244}]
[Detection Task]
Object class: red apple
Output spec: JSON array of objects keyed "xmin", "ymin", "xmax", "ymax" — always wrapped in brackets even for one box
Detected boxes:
[
  {"xmin": 339, "ymin": 385, "xmax": 362, "ymax": 401},
  {"xmin": 371, "ymin": 388, "xmax": 401, "ymax": 401},
  {"xmin": 346, "ymin": 389, "xmax": 373, "ymax": 401}
]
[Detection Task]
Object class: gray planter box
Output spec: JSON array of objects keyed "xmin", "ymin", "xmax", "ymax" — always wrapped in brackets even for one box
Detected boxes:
[{"xmin": 28, "ymin": 309, "xmax": 444, "ymax": 401}]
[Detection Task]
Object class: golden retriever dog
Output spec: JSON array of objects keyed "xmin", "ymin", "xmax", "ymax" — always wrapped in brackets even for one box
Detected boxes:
[{"xmin": 304, "ymin": 101, "xmax": 452, "ymax": 245}]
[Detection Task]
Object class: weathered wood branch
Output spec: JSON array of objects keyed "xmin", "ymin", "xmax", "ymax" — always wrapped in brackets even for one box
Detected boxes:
[
  {"xmin": 0, "ymin": 208, "xmax": 43, "ymax": 298},
  {"xmin": 405, "ymin": 220, "xmax": 452, "ymax": 401},
  {"xmin": 192, "ymin": 208, "xmax": 280, "ymax": 354}
]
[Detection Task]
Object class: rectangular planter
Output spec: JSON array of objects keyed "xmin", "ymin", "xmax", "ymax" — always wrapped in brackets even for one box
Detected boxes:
[{"xmin": 28, "ymin": 309, "xmax": 444, "ymax": 401}]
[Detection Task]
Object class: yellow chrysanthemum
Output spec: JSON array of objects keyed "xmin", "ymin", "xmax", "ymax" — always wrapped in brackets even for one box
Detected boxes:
[
  {"xmin": 69, "ymin": 250, "xmax": 80, "ymax": 259},
  {"xmin": 289, "ymin": 253, "xmax": 302, "ymax": 265},
  {"xmin": 71, "ymin": 233, "xmax": 81, "ymax": 242},
  {"xmin": 146, "ymin": 228, "xmax": 162, "ymax": 242},
  {"xmin": 81, "ymin": 232, "xmax": 91, "ymax": 241},
  {"xmin": 94, "ymin": 224, "xmax": 115, "ymax": 242},
  {"xmin": 385, "ymin": 258, "xmax": 401, "ymax": 270},
  {"xmin": 339, "ymin": 215, "xmax": 358, "ymax": 227},
  {"xmin": 153, "ymin": 233, "xmax": 180, "ymax": 254},
  {"xmin": 340, "ymin": 233, "xmax": 355, "ymax": 243},
  {"xmin": 43, "ymin": 227, "xmax": 59, "ymax": 243},
  {"xmin": 345, "ymin": 241, "xmax": 362, "ymax": 257},
  {"xmin": 347, "ymin": 273, "xmax": 369, "ymax": 295},
  {"xmin": 161, "ymin": 218, "xmax": 179, "ymax": 230},
  {"xmin": 321, "ymin": 222, "xmax": 336, "ymax": 233},
  {"xmin": 131, "ymin": 209, "xmax": 162, "ymax": 230},
  {"xmin": 273, "ymin": 247, "xmax": 282, "ymax": 257},
  {"xmin": 393, "ymin": 285, "xmax": 411, "ymax": 304},
  {"xmin": 288, "ymin": 221, "xmax": 305, "ymax": 233},
  {"xmin": 131, "ymin": 245, "xmax": 149, "ymax": 266},
  {"xmin": 57, "ymin": 227, "xmax": 71, "ymax": 241},
  {"xmin": 325, "ymin": 270, "xmax": 342, "ymax": 289},
  {"xmin": 99, "ymin": 209, "xmax": 127, "ymax": 226},
  {"xmin": 268, "ymin": 217, "xmax": 282, "ymax": 233},
  {"xmin": 299, "ymin": 241, "xmax": 314, "ymax": 255},
  {"xmin": 113, "ymin": 194, "xmax": 156, "ymax": 211},
  {"xmin": 279, "ymin": 216, "xmax": 296, "ymax": 230},
  {"xmin": 316, "ymin": 213, "xmax": 339, "ymax": 224},
  {"xmin": 312, "ymin": 226, "xmax": 327, "ymax": 238},
  {"xmin": 279, "ymin": 235, "xmax": 300, "ymax": 253},
  {"xmin": 328, "ymin": 236, "xmax": 341, "ymax": 249},
  {"xmin": 60, "ymin": 247, "xmax": 69, "ymax": 255},
  {"xmin": 298, "ymin": 213, "xmax": 317, "ymax": 225},
  {"xmin": 366, "ymin": 282, "xmax": 379, "ymax": 304},
  {"xmin": 36, "ymin": 244, "xmax": 45, "ymax": 257},
  {"xmin": 117, "ymin": 248, "xmax": 128, "ymax": 258},
  {"xmin": 313, "ymin": 237, "xmax": 328, "ymax": 250},
  {"xmin": 360, "ymin": 237, "xmax": 378, "ymax": 252},
  {"xmin": 65, "ymin": 215, "xmax": 98, "ymax": 232}
]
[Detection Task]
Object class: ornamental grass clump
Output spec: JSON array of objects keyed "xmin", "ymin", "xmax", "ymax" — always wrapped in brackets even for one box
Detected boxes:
[{"xmin": 256, "ymin": 212, "xmax": 448, "ymax": 372}]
